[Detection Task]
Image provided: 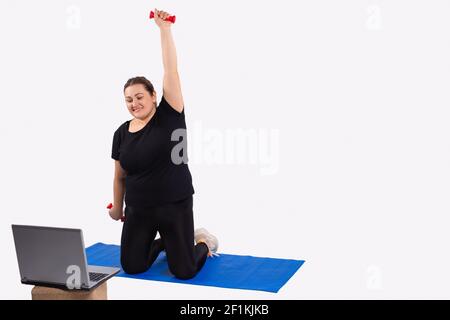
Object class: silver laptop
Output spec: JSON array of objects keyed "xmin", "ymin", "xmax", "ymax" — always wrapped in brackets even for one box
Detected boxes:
[{"xmin": 12, "ymin": 225, "xmax": 120, "ymax": 290}]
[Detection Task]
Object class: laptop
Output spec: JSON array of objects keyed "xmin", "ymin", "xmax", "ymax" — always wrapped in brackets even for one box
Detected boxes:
[{"xmin": 12, "ymin": 224, "xmax": 120, "ymax": 290}]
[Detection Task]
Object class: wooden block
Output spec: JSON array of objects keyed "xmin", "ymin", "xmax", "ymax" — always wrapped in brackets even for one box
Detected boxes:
[{"xmin": 31, "ymin": 282, "xmax": 107, "ymax": 300}]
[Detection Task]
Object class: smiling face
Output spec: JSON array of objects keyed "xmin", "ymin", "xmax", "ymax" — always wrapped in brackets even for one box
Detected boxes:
[{"xmin": 124, "ymin": 84, "xmax": 157, "ymax": 120}]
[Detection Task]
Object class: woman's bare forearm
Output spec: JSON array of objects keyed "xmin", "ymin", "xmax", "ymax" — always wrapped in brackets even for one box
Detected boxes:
[
  {"xmin": 113, "ymin": 178, "xmax": 125, "ymax": 210},
  {"xmin": 160, "ymin": 28, "xmax": 178, "ymax": 73}
]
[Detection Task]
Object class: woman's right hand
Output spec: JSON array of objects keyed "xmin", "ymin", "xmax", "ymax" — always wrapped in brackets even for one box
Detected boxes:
[{"xmin": 109, "ymin": 206, "xmax": 124, "ymax": 221}]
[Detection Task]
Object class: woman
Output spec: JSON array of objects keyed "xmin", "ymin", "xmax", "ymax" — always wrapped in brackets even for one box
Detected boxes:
[{"xmin": 109, "ymin": 9, "xmax": 218, "ymax": 280}]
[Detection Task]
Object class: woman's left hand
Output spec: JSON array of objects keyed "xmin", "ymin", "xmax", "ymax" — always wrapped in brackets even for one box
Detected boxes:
[{"xmin": 153, "ymin": 8, "xmax": 172, "ymax": 29}]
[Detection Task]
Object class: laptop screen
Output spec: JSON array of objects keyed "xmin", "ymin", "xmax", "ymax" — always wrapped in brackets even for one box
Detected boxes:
[{"xmin": 11, "ymin": 225, "xmax": 90, "ymax": 288}]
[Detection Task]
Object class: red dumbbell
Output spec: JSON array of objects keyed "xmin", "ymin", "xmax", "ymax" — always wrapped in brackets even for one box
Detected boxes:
[
  {"xmin": 107, "ymin": 203, "xmax": 125, "ymax": 222},
  {"xmin": 149, "ymin": 11, "xmax": 176, "ymax": 23}
]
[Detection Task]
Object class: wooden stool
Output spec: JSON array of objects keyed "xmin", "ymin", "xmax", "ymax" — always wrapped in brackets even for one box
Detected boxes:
[{"xmin": 31, "ymin": 282, "xmax": 108, "ymax": 300}]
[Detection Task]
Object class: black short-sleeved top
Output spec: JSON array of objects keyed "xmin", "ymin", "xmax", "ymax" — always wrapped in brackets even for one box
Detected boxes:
[{"xmin": 111, "ymin": 96, "xmax": 194, "ymax": 207}]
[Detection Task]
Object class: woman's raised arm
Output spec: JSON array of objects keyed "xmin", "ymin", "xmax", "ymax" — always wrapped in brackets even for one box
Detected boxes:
[{"xmin": 154, "ymin": 8, "xmax": 184, "ymax": 113}]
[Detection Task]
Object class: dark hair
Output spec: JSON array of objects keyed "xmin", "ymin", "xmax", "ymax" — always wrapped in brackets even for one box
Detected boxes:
[{"xmin": 124, "ymin": 76, "xmax": 155, "ymax": 96}]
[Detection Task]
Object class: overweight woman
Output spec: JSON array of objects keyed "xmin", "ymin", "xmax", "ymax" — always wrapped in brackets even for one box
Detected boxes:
[{"xmin": 109, "ymin": 9, "xmax": 218, "ymax": 280}]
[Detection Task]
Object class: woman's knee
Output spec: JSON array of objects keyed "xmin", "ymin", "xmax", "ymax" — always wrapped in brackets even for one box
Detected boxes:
[
  {"xmin": 170, "ymin": 265, "xmax": 196, "ymax": 280},
  {"xmin": 174, "ymin": 271, "xmax": 196, "ymax": 280},
  {"xmin": 121, "ymin": 255, "xmax": 148, "ymax": 275}
]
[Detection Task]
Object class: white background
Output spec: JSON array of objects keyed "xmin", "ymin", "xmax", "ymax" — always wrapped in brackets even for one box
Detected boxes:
[{"xmin": 1, "ymin": 0, "xmax": 449, "ymax": 299}]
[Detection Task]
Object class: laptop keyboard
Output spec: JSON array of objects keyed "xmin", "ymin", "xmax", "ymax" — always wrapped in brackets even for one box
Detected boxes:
[{"xmin": 89, "ymin": 272, "xmax": 109, "ymax": 282}]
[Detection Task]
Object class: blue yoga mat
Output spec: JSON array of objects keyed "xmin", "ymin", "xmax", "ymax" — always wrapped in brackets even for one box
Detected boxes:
[{"xmin": 86, "ymin": 243, "xmax": 304, "ymax": 293}]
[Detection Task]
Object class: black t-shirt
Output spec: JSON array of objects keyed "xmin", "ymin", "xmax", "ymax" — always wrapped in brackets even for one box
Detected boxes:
[{"xmin": 111, "ymin": 96, "xmax": 194, "ymax": 207}]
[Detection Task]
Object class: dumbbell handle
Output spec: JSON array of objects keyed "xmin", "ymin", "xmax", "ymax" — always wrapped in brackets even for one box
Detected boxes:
[
  {"xmin": 149, "ymin": 11, "xmax": 176, "ymax": 23},
  {"xmin": 107, "ymin": 203, "xmax": 125, "ymax": 222}
]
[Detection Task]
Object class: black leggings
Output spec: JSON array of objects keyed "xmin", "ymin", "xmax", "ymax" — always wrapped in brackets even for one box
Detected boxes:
[{"xmin": 120, "ymin": 196, "xmax": 209, "ymax": 280}]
